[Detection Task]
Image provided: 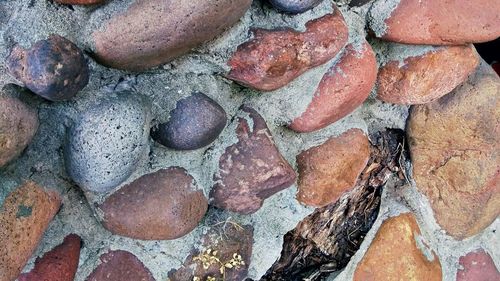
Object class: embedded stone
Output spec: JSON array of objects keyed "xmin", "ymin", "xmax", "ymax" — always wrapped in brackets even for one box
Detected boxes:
[
  {"xmin": 369, "ymin": 0, "xmax": 500, "ymax": 45},
  {"xmin": 290, "ymin": 40, "xmax": 377, "ymax": 133},
  {"xmin": 377, "ymin": 45, "xmax": 480, "ymax": 104},
  {"xmin": 353, "ymin": 213, "xmax": 442, "ymax": 281},
  {"xmin": 18, "ymin": 234, "xmax": 82, "ymax": 281},
  {"xmin": 85, "ymin": 250, "xmax": 155, "ymax": 281},
  {"xmin": 227, "ymin": 8, "xmax": 348, "ymax": 91},
  {"xmin": 64, "ymin": 93, "xmax": 151, "ymax": 193},
  {"xmin": 407, "ymin": 62, "xmax": 500, "ymax": 239},
  {"xmin": 0, "ymin": 182, "xmax": 61, "ymax": 281},
  {"xmin": 457, "ymin": 249, "xmax": 500, "ymax": 281},
  {"xmin": 151, "ymin": 92, "xmax": 227, "ymax": 150},
  {"xmin": 92, "ymin": 0, "xmax": 252, "ymax": 71},
  {"xmin": 269, "ymin": 0, "xmax": 324, "ymax": 14},
  {"xmin": 210, "ymin": 106, "xmax": 296, "ymax": 214},
  {"xmin": 349, "ymin": 0, "xmax": 373, "ymax": 7},
  {"xmin": 99, "ymin": 167, "xmax": 208, "ymax": 240},
  {"xmin": 296, "ymin": 129, "xmax": 370, "ymax": 207},
  {"xmin": 55, "ymin": 0, "xmax": 105, "ymax": 4},
  {"xmin": 5, "ymin": 35, "xmax": 89, "ymax": 101}
]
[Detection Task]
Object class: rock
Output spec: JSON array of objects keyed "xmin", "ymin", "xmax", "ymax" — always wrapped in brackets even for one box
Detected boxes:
[
  {"xmin": 353, "ymin": 213, "xmax": 442, "ymax": 281},
  {"xmin": 377, "ymin": 45, "xmax": 479, "ymax": 105},
  {"xmin": 55, "ymin": 0, "xmax": 105, "ymax": 4},
  {"xmin": 151, "ymin": 92, "xmax": 227, "ymax": 150},
  {"xmin": 18, "ymin": 234, "xmax": 82, "ymax": 281},
  {"xmin": 0, "ymin": 181, "xmax": 61, "ymax": 281},
  {"xmin": 85, "ymin": 250, "xmax": 155, "ymax": 281},
  {"xmin": 369, "ymin": 0, "xmax": 500, "ymax": 45},
  {"xmin": 290, "ymin": 40, "xmax": 377, "ymax": 133},
  {"xmin": 269, "ymin": 0, "xmax": 324, "ymax": 14},
  {"xmin": 169, "ymin": 223, "xmax": 253, "ymax": 281},
  {"xmin": 407, "ymin": 62, "xmax": 500, "ymax": 239},
  {"xmin": 0, "ymin": 91, "xmax": 39, "ymax": 167},
  {"xmin": 457, "ymin": 249, "xmax": 500, "ymax": 281},
  {"xmin": 99, "ymin": 167, "xmax": 208, "ymax": 240},
  {"xmin": 349, "ymin": 0, "xmax": 373, "ymax": 7},
  {"xmin": 91, "ymin": 0, "xmax": 252, "ymax": 71},
  {"xmin": 210, "ymin": 106, "xmax": 296, "ymax": 214},
  {"xmin": 296, "ymin": 129, "xmax": 370, "ymax": 207},
  {"xmin": 5, "ymin": 35, "xmax": 89, "ymax": 101},
  {"xmin": 227, "ymin": 8, "xmax": 348, "ymax": 91},
  {"xmin": 64, "ymin": 93, "xmax": 151, "ymax": 193}
]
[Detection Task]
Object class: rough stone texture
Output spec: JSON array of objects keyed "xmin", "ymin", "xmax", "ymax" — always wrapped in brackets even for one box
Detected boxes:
[
  {"xmin": 18, "ymin": 234, "xmax": 82, "ymax": 281},
  {"xmin": 99, "ymin": 167, "xmax": 208, "ymax": 240},
  {"xmin": 369, "ymin": 0, "xmax": 500, "ymax": 45},
  {"xmin": 290, "ymin": 40, "xmax": 377, "ymax": 132},
  {"xmin": 55, "ymin": 0, "xmax": 105, "ymax": 4},
  {"xmin": 151, "ymin": 92, "xmax": 227, "ymax": 150},
  {"xmin": 227, "ymin": 8, "xmax": 348, "ymax": 91},
  {"xmin": 64, "ymin": 93, "xmax": 151, "ymax": 193},
  {"xmin": 407, "ymin": 62, "xmax": 500, "ymax": 239},
  {"xmin": 92, "ymin": 0, "xmax": 252, "ymax": 71},
  {"xmin": 457, "ymin": 249, "xmax": 500, "ymax": 281},
  {"xmin": 85, "ymin": 250, "xmax": 155, "ymax": 281},
  {"xmin": 349, "ymin": 0, "xmax": 373, "ymax": 7},
  {"xmin": 269, "ymin": 0, "xmax": 324, "ymax": 14},
  {"xmin": 169, "ymin": 223, "xmax": 253, "ymax": 281},
  {"xmin": 210, "ymin": 106, "xmax": 296, "ymax": 214},
  {"xmin": 0, "ymin": 181, "xmax": 61, "ymax": 281},
  {"xmin": 296, "ymin": 128, "xmax": 370, "ymax": 207},
  {"xmin": 5, "ymin": 35, "xmax": 89, "ymax": 101},
  {"xmin": 0, "ymin": 92, "xmax": 38, "ymax": 167},
  {"xmin": 353, "ymin": 213, "xmax": 442, "ymax": 281},
  {"xmin": 377, "ymin": 45, "xmax": 480, "ymax": 105}
]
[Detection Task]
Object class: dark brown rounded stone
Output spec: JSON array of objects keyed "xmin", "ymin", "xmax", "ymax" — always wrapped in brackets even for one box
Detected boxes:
[
  {"xmin": 99, "ymin": 167, "xmax": 208, "ymax": 240},
  {"xmin": 86, "ymin": 250, "xmax": 155, "ymax": 281}
]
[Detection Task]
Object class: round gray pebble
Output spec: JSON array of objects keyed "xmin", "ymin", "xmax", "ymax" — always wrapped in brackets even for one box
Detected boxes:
[{"xmin": 269, "ymin": 0, "xmax": 324, "ymax": 14}]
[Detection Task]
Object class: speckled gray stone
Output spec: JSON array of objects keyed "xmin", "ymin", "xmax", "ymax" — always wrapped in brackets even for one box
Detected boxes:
[
  {"xmin": 64, "ymin": 93, "xmax": 151, "ymax": 193},
  {"xmin": 269, "ymin": 0, "xmax": 324, "ymax": 14}
]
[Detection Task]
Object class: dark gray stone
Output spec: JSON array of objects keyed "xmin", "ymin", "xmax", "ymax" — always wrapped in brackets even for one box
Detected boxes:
[{"xmin": 269, "ymin": 0, "xmax": 324, "ymax": 14}]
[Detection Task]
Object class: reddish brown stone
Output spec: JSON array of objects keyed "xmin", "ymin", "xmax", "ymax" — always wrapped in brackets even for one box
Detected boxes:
[
  {"xmin": 18, "ymin": 234, "xmax": 82, "ymax": 281},
  {"xmin": 377, "ymin": 45, "xmax": 480, "ymax": 105},
  {"xmin": 210, "ymin": 106, "xmax": 296, "ymax": 214},
  {"xmin": 99, "ymin": 167, "xmax": 208, "ymax": 240},
  {"xmin": 54, "ymin": 0, "xmax": 105, "ymax": 4},
  {"xmin": 457, "ymin": 249, "xmax": 500, "ymax": 281},
  {"xmin": 407, "ymin": 62, "xmax": 500, "ymax": 239},
  {"xmin": 290, "ymin": 40, "xmax": 377, "ymax": 133},
  {"xmin": 353, "ymin": 213, "xmax": 442, "ymax": 281},
  {"xmin": 85, "ymin": 250, "xmax": 155, "ymax": 281},
  {"xmin": 92, "ymin": 0, "xmax": 252, "ymax": 71},
  {"xmin": 370, "ymin": 0, "xmax": 500, "ymax": 45},
  {"xmin": 227, "ymin": 7, "xmax": 348, "ymax": 91},
  {"xmin": 296, "ymin": 129, "xmax": 370, "ymax": 207},
  {"xmin": 0, "ymin": 182, "xmax": 61, "ymax": 281},
  {"xmin": 169, "ymin": 223, "xmax": 253, "ymax": 281}
]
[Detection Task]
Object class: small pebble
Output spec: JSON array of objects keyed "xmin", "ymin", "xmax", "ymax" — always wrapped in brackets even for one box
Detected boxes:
[{"xmin": 269, "ymin": 0, "xmax": 324, "ymax": 14}]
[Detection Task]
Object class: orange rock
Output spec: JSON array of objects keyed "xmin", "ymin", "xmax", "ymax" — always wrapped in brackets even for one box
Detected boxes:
[
  {"xmin": 407, "ymin": 62, "xmax": 500, "ymax": 239},
  {"xmin": 353, "ymin": 213, "xmax": 442, "ymax": 281},
  {"xmin": 227, "ymin": 7, "xmax": 348, "ymax": 91},
  {"xmin": 369, "ymin": 0, "xmax": 500, "ymax": 45},
  {"xmin": 296, "ymin": 128, "xmax": 370, "ymax": 207},
  {"xmin": 290, "ymin": 40, "xmax": 377, "ymax": 133},
  {"xmin": 0, "ymin": 182, "xmax": 61, "ymax": 281},
  {"xmin": 377, "ymin": 45, "xmax": 479, "ymax": 104}
]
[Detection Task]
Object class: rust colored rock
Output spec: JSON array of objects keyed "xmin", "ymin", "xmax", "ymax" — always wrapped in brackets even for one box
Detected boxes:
[
  {"xmin": 377, "ymin": 45, "xmax": 480, "ymax": 105},
  {"xmin": 99, "ymin": 167, "xmax": 208, "ymax": 240},
  {"xmin": 407, "ymin": 62, "xmax": 500, "ymax": 239},
  {"xmin": 353, "ymin": 213, "xmax": 442, "ymax": 281},
  {"xmin": 290, "ymin": 41, "xmax": 377, "ymax": 133},
  {"xmin": 0, "ymin": 181, "xmax": 61, "ymax": 281},
  {"xmin": 210, "ymin": 106, "xmax": 296, "ymax": 214},
  {"xmin": 227, "ymin": 8, "xmax": 348, "ymax": 91},
  {"xmin": 457, "ymin": 249, "xmax": 500, "ymax": 281},
  {"xmin": 296, "ymin": 129, "xmax": 370, "ymax": 207},
  {"xmin": 169, "ymin": 223, "xmax": 253, "ymax": 281},
  {"xmin": 0, "ymin": 92, "xmax": 39, "ymax": 167},
  {"xmin": 54, "ymin": 0, "xmax": 105, "ymax": 4},
  {"xmin": 92, "ymin": 0, "xmax": 252, "ymax": 71},
  {"xmin": 85, "ymin": 250, "xmax": 155, "ymax": 281},
  {"xmin": 369, "ymin": 0, "xmax": 500, "ymax": 45},
  {"xmin": 18, "ymin": 234, "xmax": 82, "ymax": 281},
  {"xmin": 5, "ymin": 35, "xmax": 89, "ymax": 101}
]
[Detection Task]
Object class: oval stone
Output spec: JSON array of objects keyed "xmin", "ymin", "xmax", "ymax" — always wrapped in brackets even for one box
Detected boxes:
[
  {"xmin": 151, "ymin": 92, "xmax": 227, "ymax": 150},
  {"xmin": 86, "ymin": 250, "xmax": 155, "ymax": 281},
  {"xmin": 269, "ymin": 0, "xmax": 324, "ymax": 14},
  {"xmin": 457, "ymin": 249, "xmax": 500, "ymax": 281}
]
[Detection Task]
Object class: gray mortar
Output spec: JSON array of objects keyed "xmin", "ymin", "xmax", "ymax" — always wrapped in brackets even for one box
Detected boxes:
[
  {"xmin": 367, "ymin": 0, "xmax": 400, "ymax": 37},
  {"xmin": 0, "ymin": 0, "xmax": 497, "ymax": 281}
]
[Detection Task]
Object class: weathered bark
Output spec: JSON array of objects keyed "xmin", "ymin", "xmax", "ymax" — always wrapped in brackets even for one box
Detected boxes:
[{"xmin": 260, "ymin": 129, "xmax": 408, "ymax": 281}]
